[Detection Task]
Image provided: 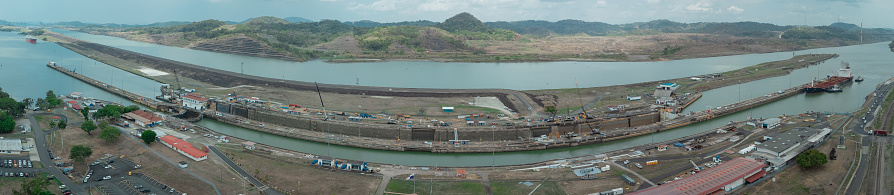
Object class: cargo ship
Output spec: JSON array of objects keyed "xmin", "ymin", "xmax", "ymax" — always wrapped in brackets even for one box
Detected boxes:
[
  {"xmin": 25, "ymin": 36, "xmax": 37, "ymax": 43},
  {"xmin": 805, "ymin": 62, "xmax": 853, "ymax": 94}
]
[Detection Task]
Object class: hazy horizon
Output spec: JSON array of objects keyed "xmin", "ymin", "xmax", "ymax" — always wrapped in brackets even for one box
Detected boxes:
[{"xmin": 1, "ymin": 0, "xmax": 891, "ymax": 28}]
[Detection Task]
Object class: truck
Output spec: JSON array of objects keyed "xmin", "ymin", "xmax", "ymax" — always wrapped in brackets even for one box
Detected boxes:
[{"xmin": 871, "ymin": 130, "xmax": 888, "ymax": 136}]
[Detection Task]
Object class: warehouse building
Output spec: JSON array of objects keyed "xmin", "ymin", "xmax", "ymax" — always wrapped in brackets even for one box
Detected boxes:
[
  {"xmin": 630, "ymin": 157, "xmax": 767, "ymax": 195},
  {"xmin": 753, "ymin": 127, "xmax": 831, "ymax": 168}
]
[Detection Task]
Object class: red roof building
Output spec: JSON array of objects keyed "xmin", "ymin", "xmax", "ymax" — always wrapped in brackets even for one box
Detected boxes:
[
  {"xmin": 630, "ymin": 158, "xmax": 766, "ymax": 195},
  {"xmin": 182, "ymin": 93, "xmax": 208, "ymax": 110},
  {"xmin": 121, "ymin": 110, "xmax": 164, "ymax": 127},
  {"xmin": 159, "ymin": 135, "xmax": 208, "ymax": 161}
]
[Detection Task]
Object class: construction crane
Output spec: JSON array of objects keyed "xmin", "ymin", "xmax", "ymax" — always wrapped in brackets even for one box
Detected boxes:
[
  {"xmin": 173, "ymin": 69, "xmax": 182, "ymax": 90},
  {"xmin": 689, "ymin": 160, "xmax": 702, "ymax": 171}
]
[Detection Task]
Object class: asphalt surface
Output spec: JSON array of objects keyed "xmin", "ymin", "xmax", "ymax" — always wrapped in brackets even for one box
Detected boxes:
[
  {"xmin": 845, "ymin": 80, "xmax": 893, "ymax": 194},
  {"xmin": 28, "ymin": 112, "xmax": 86, "ymax": 193},
  {"xmin": 207, "ymin": 146, "xmax": 284, "ymax": 195}
]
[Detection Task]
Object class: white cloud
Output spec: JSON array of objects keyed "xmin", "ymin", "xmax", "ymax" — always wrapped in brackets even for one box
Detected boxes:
[
  {"xmin": 320, "ymin": 0, "xmax": 338, "ymax": 2},
  {"xmin": 596, "ymin": 0, "xmax": 607, "ymax": 6},
  {"xmin": 348, "ymin": 0, "xmax": 408, "ymax": 11},
  {"xmin": 418, "ymin": 0, "xmax": 464, "ymax": 12},
  {"xmin": 647, "ymin": 0, "xmax": 660, "ymax": 3},
  {"xmin": 726, "ymin": 6, "xmax": 744, "ymax": 14},
  {"xmin": 685, "ymin": 1, "xmax": 713, "ymax": 12}
]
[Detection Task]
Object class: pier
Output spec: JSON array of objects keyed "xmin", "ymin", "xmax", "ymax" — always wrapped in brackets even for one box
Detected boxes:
[
  {"xmin": 47, "ymin": 63, "xmax": 180, "ymax": 113},
  {"xmin": 49, "ymin": 60, "xmax": 810, "ymax": 153}
]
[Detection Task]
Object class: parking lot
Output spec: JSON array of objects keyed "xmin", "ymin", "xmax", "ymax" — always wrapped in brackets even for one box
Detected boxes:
[
  {"xmin": 0, "ymin": 156, "xmax": 39, "ymax": 178},
  {"xmin": 83, "ymin": 157, "xmax": 182, "ymax": 194}
]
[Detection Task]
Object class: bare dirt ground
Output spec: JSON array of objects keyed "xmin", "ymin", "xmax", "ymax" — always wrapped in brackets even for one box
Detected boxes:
[
  {"xmin": 313, "ymin": 36, "xmax": 363, "ymax": 52},
  {"xmin": 218, "ymin": 145, "xmax": 381, "ymax": 194},
  {"xmin": 469, "ymin": 33, "xmax": 851, "ymax": 61},
  {"xmin": 560, "ymin": 178, "xmax": 627, "ymax": 195}
]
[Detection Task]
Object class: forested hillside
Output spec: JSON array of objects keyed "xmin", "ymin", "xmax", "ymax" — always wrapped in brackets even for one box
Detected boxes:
[{"xmin": 73, "ymin": 12, "xmax": 893, "ymax": 62}]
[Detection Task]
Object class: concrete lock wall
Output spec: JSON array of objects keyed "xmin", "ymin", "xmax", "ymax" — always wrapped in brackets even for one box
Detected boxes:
[
  {"xmin": 600, "ymin": 118, "xmax": 630, "ymax": 130},
  {"xmin": 531, "ymin": 127, "xmax": 551, "ymax": 138},
  {"xmin": 630, "ymin": 113, "xmax": 660, "ymax": 127},
  {"xmin": 212, "ymin": 102, "xmax": 661, "ymax": 142}
]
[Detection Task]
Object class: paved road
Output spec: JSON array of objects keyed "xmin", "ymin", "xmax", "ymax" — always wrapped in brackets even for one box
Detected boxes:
[
  {"xmin": 27, "ymin": 112, "xmax": 86, "ymax": 193},
  {"xmin": 208, "ymin": 146, "xmax": 284, "ymax": 195},
  {"xmin": 845, "ymin": 80, "xmax": 894, "ymax": 194},
  {"xmin": 846, "ymin": 136, "xmax": 871, "ymax": 195}
]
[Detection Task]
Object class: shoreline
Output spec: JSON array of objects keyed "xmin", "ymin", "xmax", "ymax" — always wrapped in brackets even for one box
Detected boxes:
[
  {"xmin": 72, "ymin": 29, "xmax": 880, "ymax": 64},
  {"xmin": 41, "ymin": 30, "xmax": 841, "ymax": 156}
]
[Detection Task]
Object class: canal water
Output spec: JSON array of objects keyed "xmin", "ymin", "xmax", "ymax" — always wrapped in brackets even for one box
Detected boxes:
[
  {"xmin": 2, "ymin": 30, "xmax": 892, "ymax": 166},
  {"xmin": 56, "ymin": 29, "xmax": 799, "ymax": 90}
]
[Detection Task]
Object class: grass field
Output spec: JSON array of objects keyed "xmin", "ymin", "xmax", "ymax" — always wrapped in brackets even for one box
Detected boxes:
[
  {"xmin": 385, "ymin": 180, "xmax": 485, "ymax": 195},
  {"xmin": 491, "ymin": 181, "xmax": 565, "ymax": 195}
]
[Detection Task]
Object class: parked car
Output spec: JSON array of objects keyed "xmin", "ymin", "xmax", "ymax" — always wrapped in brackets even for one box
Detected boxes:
[
  {"xmin": 635, "ymin": 163, "xmax": 643, "ymax": 169},
  {"xmin": 140, "ymin": 189, "xmax": 150, "ymax": 192},
  {"xmin": 134, "ymin": 185, "xmax": 143, "ymax": 189}
]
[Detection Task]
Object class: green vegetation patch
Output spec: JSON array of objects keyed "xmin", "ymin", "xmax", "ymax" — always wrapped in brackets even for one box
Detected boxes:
[
  {"xmin": 385, "ymin": 180, "xmax": 485, "ymax": 195},
  {"xmin": 491, "ymin": 181, "xmax": 565, "ymax": 195}
]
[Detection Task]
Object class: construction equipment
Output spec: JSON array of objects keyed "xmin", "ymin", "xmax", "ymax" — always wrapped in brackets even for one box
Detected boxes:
[{"xmin": 690, "ymin": 160, "xmax": 701, "ymax": 171}]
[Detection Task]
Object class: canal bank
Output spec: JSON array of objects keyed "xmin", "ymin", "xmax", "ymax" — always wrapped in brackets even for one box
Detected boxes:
[
  {"xmin": 5, "ymin": 30, "xmax": 893, "ymax": 166},
  {"xmin": 43, "ymin": 31, "xmax": 838, "ymax": 154}
]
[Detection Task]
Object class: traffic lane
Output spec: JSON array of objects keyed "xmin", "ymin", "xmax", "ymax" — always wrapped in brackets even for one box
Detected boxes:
[
  {"xmin": 28, "ymin": 113, "xmax": 84, "ymax": 193},
  {"xmin": 847, "ymin": 153, "xmax": 870, "ymax": 195}
]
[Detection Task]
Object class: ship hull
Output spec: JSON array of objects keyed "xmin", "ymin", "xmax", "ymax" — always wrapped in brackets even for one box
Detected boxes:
[{"xmin": 806, "ymin": 77, "xmax": 852, "ymax": 94}]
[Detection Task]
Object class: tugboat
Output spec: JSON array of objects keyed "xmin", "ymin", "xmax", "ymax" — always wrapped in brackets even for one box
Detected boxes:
[
  {"xmin": 826, "ymin": 85, "xmax": 843, "ymax": 93},
  {"xmin": 855, "ymin": 76, "xmax": 864, "ymax": 82},
  {"xmin": 806, "ymin": 62, "xmax": 854, "ymax": 94}
]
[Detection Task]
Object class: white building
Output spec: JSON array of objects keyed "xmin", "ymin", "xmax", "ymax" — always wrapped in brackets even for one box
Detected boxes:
[
  {"xmin": 753, "ymin": 127, "xmax": 832, "ymax": 168},
  {"xmin": 182, "ymin": 93, "xmax": 208, "ymax": 110},
  {"xmin": 0, "ymin": 139, "xmax": 23, "ymax": 154},
  {"xmin": 159, "ymin": 135, "xmax": 208, "ymax": 161},
  {"xmin": 656, "ymin": 83, "xmax": 679, "ymax": 90},
  {"xmin": 760, "ymin": 118, "xmax": 782, "ymax": 129}
]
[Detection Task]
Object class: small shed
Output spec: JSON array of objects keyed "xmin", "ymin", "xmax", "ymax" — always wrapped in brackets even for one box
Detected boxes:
[
  {"xmin": 456, "ymin": 169, "xmax": 466, "ymax": 178},
  {"xmin": 242, "ymin": 141, "xmax": 256, "ymax": 150},
  {"xmin": 657, "ymin": 145, "xmax": 669, "ymax": 151},
  {"xmin": 442, "ymin": 107, "xmax": 454, "ymax": 112}
]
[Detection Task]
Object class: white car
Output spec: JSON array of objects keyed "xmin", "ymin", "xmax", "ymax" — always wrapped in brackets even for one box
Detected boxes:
[
  {"xmin": 59, "ymin": 185, "xmax": 67, "ymax": 189},
  {"xmin": 102, "ymin": 176, "xmax": 111, "ymax": 180}
]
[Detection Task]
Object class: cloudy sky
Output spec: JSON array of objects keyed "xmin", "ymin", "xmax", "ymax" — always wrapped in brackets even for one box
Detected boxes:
[{"xmin": 2, "ymin": 0, "xmax": 891, "ymax": 28}]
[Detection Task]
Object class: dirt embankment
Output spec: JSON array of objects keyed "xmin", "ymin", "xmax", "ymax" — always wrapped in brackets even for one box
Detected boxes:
[{"xmin": 50, "ymin": 33, "xmax": 530, "ymax": 114}]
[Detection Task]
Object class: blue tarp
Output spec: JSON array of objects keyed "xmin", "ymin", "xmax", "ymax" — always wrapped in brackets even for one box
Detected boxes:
[{"xmin": 572, "ymin": 167, "xmax": 602, "ymax": 177}]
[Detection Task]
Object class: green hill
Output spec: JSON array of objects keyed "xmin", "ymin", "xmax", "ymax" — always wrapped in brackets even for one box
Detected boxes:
[
  {"xmin": 245, "ymin": 16, "xmax": 290, "ymax": 24},
  {"xmin": 435, "ymin": 12, "xmax": 490, "ymax": 33}
]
